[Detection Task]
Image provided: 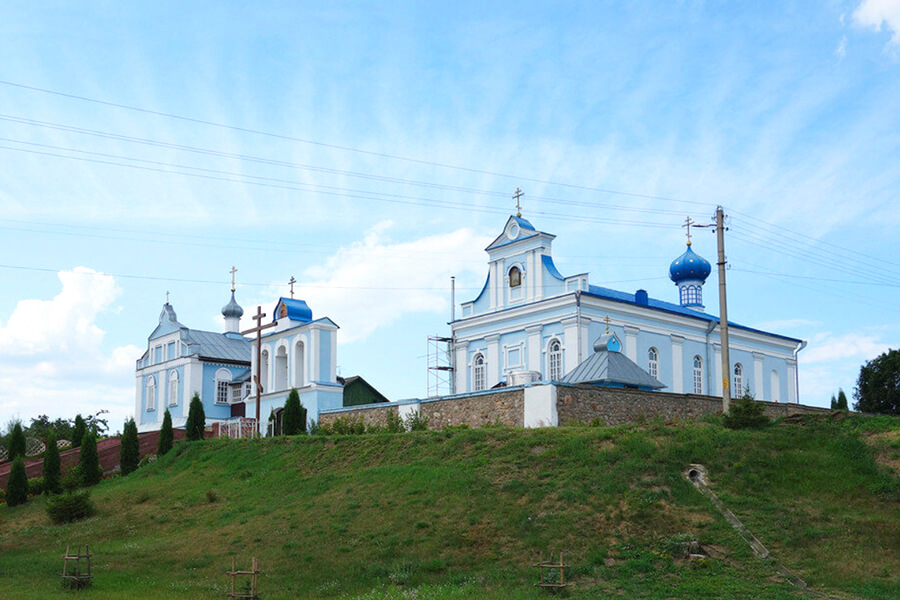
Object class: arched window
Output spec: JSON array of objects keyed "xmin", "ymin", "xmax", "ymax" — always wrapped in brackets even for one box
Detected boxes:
[
  {"xmin": 733, "ymin": 363, "xmax": 743, "ymax": 398},
  {"xmin": 275, "ymin": 346, "xmax": 288, "ymax": 391},
  {"xmin": 771, "ymin": 370, "xmax": 780, "ymax": 402},
  {"xmin": 146, "ymin": 376, "xmax": 156, "ymax": 411},
  {"xmin": 508, "ymin": 266, "xmax": 522, "ymax": 288},
  {"xmin": 692, "ymin": 356, "xmax": 703, "ymax": 395},
  {"xmin": 294, "ymin": 341, "xmax": 305, "ymax": 387},
  {"xmin": 168, "ymin": 370, "xmax": 178, "ymax": 406},
  {"xmin": 473, "ymin": 353, "xmax": 486, "ymax": 392},
  {"xmin": 260, "ymin": 350, "xmax": 269, "ymax": 393},
  {"xmin": 648, "ymin": 347, "xmax": 659, "ymax": 378},
  {"xmin": 548, "ymin": 339, "xmax": 563, "ymax": 381},
  {"xmin": 215, "ymin": 368, "xmax": 232, "ymax": 405},
  {"xmin": 680, "ymin": 285, "xmax": 702, "ymax": 305}
]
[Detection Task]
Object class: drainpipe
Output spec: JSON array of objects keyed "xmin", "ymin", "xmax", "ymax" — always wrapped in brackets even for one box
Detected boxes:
[
  {"xmin": 793, "ymin": 340, "xmax": 807, "ymax": 404},
  {"xmin": 704, "ymin": 320, "xmax": 716, "ymax": 395}
]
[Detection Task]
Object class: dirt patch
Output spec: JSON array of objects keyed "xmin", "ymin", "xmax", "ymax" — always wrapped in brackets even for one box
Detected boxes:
[{"xmin": 866, "ymin": 430, "xmax": 900, "ymax": 475}]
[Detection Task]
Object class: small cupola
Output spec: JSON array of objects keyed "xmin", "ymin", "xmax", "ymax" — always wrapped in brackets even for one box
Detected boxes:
[
  {"xmin": 222, "ymin": 291, "xmax": 244, "ymax": 334},
  {"xmin": 669, "ymin": 243, "xmax": 711, "ymax": 311}
]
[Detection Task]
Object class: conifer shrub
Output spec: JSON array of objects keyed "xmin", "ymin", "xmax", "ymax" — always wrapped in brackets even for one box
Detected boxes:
[
  {"xmin": 46, "ymin": 490, "xmax": 95, "ymax": 524},
  {"xmin": 27, "ymin": 477, "xmax": 44, "ymax": 496},
  {"xmin": 61, "ymin": 465, "xmax": 83, "ymax": 491},
  {"xmin": 282, "ymin": 389, "xmax": 306, "ymax": 435},
  {"xmin": 723, "ymin": 392, "xmax": 771, "ymax": 430},
  {"xmin": 72, "ymin": 415, "xmax": 86, "ymax": 448},
  {"xmin": 158, "ymin": 409, "xmax": 174, "ymax": 455},
  {"xmin": 404, "ymin": 412, "xmax": 430, "ymax": 432},
  {"xmin": 78, "ymin": 432, "xmax": 103, "ymax": 486},
  {"xmin": 185, "ymin": 393, "xmax": 206, "ymax": 441},
  {"xmin": 120, "ymin": 419, "xmax": 139, "ymax": 475},
  {"xmin": 5, "ymin": 456, "xmax": 28, "ymax": 507},
  {"xmin": 43, "ymin": 431, "xmax": 62, "ymax": 494},
  {"xmin": 8, "ymin": 422, "xmax": 26, "ymax": 460}
]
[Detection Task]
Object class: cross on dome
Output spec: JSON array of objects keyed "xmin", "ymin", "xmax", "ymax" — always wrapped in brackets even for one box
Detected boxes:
[{"xmin": 513, "ymin": 187, "xmax": 524, "ymax": 218}]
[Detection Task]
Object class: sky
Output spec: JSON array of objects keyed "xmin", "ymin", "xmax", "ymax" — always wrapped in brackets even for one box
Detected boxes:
[{"xmin": 1, "ymin": 1, "xmax": 898, "ymax": 433}]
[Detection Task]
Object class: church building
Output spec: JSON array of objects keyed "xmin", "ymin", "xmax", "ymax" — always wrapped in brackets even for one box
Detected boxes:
[{"xmin": 451, "ymin": 214, "xmax": 805, "ymax": 402}]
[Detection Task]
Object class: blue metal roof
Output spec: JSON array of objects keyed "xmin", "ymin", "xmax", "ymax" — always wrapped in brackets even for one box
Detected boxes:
[
  {"xmin": 561, "ymin": 348, "xmax": 665, "ymax": 389},
  {"xmin": 273, "ymin": 297, "xmax": 313, "ymax": 323},
  {"xmin": 512, "ymin": 216, "xmax": 536, "ymax": 231},
  {"xmin": 221, "ymin": 291, "xmax": 244, "ymax": 318},
  {"xmin": 542, "ymin": 254, "xmax": 565, "ymax": 281},
  {"xmin": 669, "ymin": 244, "xmax": 711, "ymax": 283}
]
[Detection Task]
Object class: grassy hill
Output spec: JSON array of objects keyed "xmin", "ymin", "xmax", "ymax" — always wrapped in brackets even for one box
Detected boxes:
[{"xmin": 1, "ymin": 413, "xmax": 898, "ymax": 599}]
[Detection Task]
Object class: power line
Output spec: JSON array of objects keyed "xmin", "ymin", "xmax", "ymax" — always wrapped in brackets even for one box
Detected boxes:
[{"xmin": 0, "ymin": 79, "xmax": 713, "ymax": 207}]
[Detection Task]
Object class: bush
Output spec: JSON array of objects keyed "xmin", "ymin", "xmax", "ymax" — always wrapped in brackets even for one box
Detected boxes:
[
  {"xmin": 120, "ymin": 418, "xmax": 139, "ymax": 475},
  {"xmin": 5, "ymin": 456, "xmax": 28, "ymax": 507},
  {"xmin": 27, "ymin": 477, "xmax": 44, "ymax": 496},
  {"xmin": 46, "ymin": 490, "xmax": 95, "ymax": 524},
  {"xmin": 385, "ymin": 409, "xmax": 405, "ymax": 433},
  {"xmin": 8, "ymin": 422, "xmax": 26, "ymax": 460},
  {"xmin": 404, "ymin": 412, "xmax": 429, "ymax": 432},
  {"xmin": 330, "ymin": 416, "xmax": 366, "ymax": 435},
  {"xmin": 283, "ymin": 389, "xmax": 307, "ymax": 435},
  {"xmin": 158, "ymin": 409, "xmax": 174, "ymax": 456},
  {"xmin": 185, "ymin": 393, "xmax": 206, "ymax": 441},
  {"xmin": 72, "ymin": 415, "xmax": 86, "ymax": 448},
  {"xmin": 43, "ymin": 431, "xmax": 62, "ymax": 494},
  {"xmin": 724, "ymin": 393, "xmax": 770, "ymax": 430},
  {"xmin": 61, "ymin": 465, "xmax": 83, "ymax": 491},
  {"xmin": 78, "ymin": 432, "xmax": 103, "ymax": 487}
]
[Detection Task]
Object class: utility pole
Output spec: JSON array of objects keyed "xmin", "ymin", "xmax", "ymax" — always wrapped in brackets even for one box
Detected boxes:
[
  {"xmin": 694, "ymin": 207, "xmax": 731, "ymax": 413},
  {"xmin": 714, "ymin": 207, "xmax": 731, "ymax": 413}
]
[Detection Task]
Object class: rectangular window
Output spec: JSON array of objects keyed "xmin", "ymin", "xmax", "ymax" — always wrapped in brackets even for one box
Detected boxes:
[
  {"xmin": 154, "ymin": 346, "xmax": 162, "ymax": 364},
  {"xmin": 216, "ymin": 381, "xmax": 230, "ymax": 405},
  {"xmin": 232, "ymin": 386, "xmax": 243, "ymax": 403},
  {"xmin": 167, "ymin": 342, "xmax": 175, "ymax": 360}
]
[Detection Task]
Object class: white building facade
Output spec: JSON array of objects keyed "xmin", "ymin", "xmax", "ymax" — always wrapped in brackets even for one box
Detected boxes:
[{"xmin": 451, "ymin": 216, "xmax": 805, "ymax": 402}]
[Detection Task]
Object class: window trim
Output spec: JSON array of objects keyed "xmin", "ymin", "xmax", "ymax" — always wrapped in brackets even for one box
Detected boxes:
[
  {"xmin": 472, "ymin": 353, "xmax": 486, "ymax": 392},
  {"xmin": 168, "ymin": 370, "xmax": 178, "ymax": 406},
  {"xmin": 733, "ymin": 363, "xmax": 743, "ymax": 398},
  {"xmin": 692, "ymin": 356, "xmax": 703, "ymax": 395},
  {"xmin": 146, "ymin": 376, "xmax": 156, "ymax": 411},
  {"xmin": 648, "ymin": 347, "xmax": 659, "ymax": 379},
  {"xmin": 547, "ymin": 339, "xmax": 563, "ymax": 381},
  {"xmin": 215, "ymin": 368, "xmax": 233, "ymax": 405}
]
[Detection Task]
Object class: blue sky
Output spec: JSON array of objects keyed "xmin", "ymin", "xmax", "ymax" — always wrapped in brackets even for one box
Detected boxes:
[{"xmin": 1, "ymin": 1, "xmax": 898, "ymax": 431}]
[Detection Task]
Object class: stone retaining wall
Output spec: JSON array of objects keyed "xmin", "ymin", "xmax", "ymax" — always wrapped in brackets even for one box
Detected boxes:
[{"xmin": 421, "ymin": 390, "xmax": 523, "ymax": 428}]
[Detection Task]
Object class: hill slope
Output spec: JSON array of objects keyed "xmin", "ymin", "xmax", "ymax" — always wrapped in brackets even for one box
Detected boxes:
[{"xmin": 1, "ymin": 413, "xmax": 898, "ymax": 599}]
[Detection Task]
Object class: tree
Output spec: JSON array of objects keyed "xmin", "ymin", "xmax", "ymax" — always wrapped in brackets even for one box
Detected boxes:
[
  {"xmin": 723, "ymin": 390, "xmax": 770, "ymax": 430},
  {"xmin": 185, "ymin": 393, "xmax": 206, "ymax": 441},
  {"xmin": 42, "ymin": 431, "xmax": 62, "ymax": 494},
  {"xmin": 836, "ymin": 389, "xmax": 849, "ymax": 411},
  {"xmin": 853, "ymin": 349, "xmax": 900, "ymax": 415},
  {"xmin": 72, "ymin": 415, "xmax": 86, "ymax": 448},
  {"xmin": 85, "ymin": 409, "xmax": 109, "ymax": 438},
  {"xmin": 830, "ymin": 394, "xmax": 838, "ymax": 410},
  {"xmin": 8, "ymin": 422, "xmax": 26, "ymax": 460},
  {"xmin": 26, "ymin": 415, "xmax": 73, "ymax": 444},
  {"xmin": 282, "ymin": 389, "xmax": 307, "ymax": 435},
  {"xmin": 78, "ymin": 431, "xmax": 102, "ymax": 486},
  {"xmin": 5, "ymin": 456, "xmax": 28, "ymax": 507},
  {"xmin": 158, "ymin": 409, "xmax": 174, "ymax": 456},
  {"xmin": 119, "ymin": 419, "xmax": 139, "ymax": 475}
]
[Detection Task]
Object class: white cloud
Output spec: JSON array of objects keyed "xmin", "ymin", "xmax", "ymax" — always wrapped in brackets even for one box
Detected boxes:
[
  {"xmin": 802, "ymin": 331, "xmax": 890, "ymax": 364},
  {"xmin": 296, "ymin": 223, "xmax": 491, "ymax": 343},
  {"xmin": 752, "ymin": 318, "xmax": 820, "ymax": 331},
  {"xmin": 0, "ymin": 268, "xmax": 141, "ymax": 430},
  {"xmin": 853, "ymin": 0, "xmax": 900, "ymax": 46},
  {"xmin": 796, "ymin": 331, "xmax": 891, "ymax": 407}
]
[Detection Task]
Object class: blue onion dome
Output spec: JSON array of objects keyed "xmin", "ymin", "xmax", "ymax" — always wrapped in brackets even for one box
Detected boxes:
[
  {"xmin": 669, "ymin": 243, "xmax": 712, "ymax": 283},
  {"xmin": 222, "ymin": 291, "xmax": 244, "ymax": 318}
]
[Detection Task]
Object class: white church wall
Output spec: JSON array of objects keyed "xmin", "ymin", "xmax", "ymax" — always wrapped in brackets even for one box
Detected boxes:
[{"xmin": 523, "ymin": 383, "xmax": 557, "ymax": 428}]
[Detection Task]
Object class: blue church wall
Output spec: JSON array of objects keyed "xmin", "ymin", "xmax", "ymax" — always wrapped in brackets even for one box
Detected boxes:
[{"xmin": 201, "ymin": 363, "xmax": 249, "ymax": 420}]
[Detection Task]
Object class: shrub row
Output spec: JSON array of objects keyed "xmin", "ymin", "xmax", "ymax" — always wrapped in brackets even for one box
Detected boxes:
[{"xmin": 311, "ymin": 411, "xmax": 429, "ymax": 436}]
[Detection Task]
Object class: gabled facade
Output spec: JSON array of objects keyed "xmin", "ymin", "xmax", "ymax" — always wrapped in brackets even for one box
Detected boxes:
[
  {"xmin": 249, "ymin": 297, "xmax": 343, "ymax": 435},
  {"xmin": 452, "ymin": 216, "xmax": 805, "ymax": 403},
  {"xmin": 135, "ymin": 302, "xmax": 250, "ymax": 433}
]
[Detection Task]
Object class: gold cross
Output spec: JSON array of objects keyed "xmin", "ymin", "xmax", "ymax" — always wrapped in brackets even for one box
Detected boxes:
[
  {"xmin": 604, "ymin": 314, "xmax": 611, "ymax": 334},
  {"xmin": 683, "ymin": 217, "xmax": 695, "ymax": 246},
  {"xmin": 230, "ymin": 266, "xmax": 237, "ymax": 292},
  {"xmin": 289, "ymin": 276, "xmax": 296, "ymax": 299},
  {"xmin": 513, "ymin": 187, "xmax": 524, "ymax": 218}
]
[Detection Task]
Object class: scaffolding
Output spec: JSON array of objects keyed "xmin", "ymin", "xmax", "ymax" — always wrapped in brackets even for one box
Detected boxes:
[
  {"xmin": 426, "ymin": 335, "xmax": 454, "ymax": 398},
  {"xmin": 61, "ymin": 545, "xmax": 93, "ymax": 590}
]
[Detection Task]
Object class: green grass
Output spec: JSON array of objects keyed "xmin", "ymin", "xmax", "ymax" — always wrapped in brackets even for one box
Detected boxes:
[{"xmin": 1, "ymin": 412, "xmax": 897, "ymax": 599}]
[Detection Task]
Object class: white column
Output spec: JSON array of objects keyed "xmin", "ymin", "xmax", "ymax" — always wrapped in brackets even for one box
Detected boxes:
[
  {"xmin": 787, "ymin": 359, "xmax": 798, "ymax": 404},
  {"xmin": 524, "ymin": 384, "xmax": 558, "ymax": 428},
  {"xmin": 562, "ymin": 317, "xmax": 580, "ymax": 374},
  {"xmin": 310, "ymin": 330, "xmax": 320, "ymax": 384},
  {"xmin": 330, "ymin": 330, "xmax": 337, "ymax": 381},
  {"xmin": 486, "ymin": 334, "xmax": 500, "ymax": 388},
  {"xmin": 753, "ymin": 352, "xmax": 765, "ymax": 400},
  {"xmin": 526, "ymin": 252, "xmax": 535, "ymax": 301},
  {"xmin": 534, "ymin": 251, "xmax": 544, "ymax": 301},
  {"xmin": 188, "ymin": 360, "xmax": 202, "ymax": 419},
  {"xmin": 454, "ymin": 343, "xmax": 467, "ymax": 393},
  {"xmin": 489, "ymin": 262, "xmax": 498, "ymax": 310},
  {"xmin": 670, "ymin": 335, "xmax": 684, "ymax": 394},
  {"xmin": 713, "ymin": 343, "xmax": 722, "ymax": 397},
  {"xmin": 526, "ymin": 325, "xmax": 542, "ymax": 375},
  {"xmin": 624, "ymin": 326, "xmax": 639, "ymax": 362}
]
